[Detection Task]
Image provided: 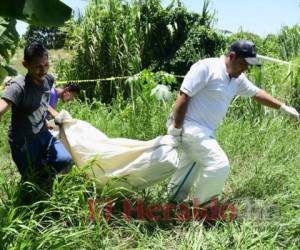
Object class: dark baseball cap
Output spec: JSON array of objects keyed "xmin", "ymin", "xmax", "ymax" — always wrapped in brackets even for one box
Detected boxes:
[{"xmin": 230, "ymin": 40, "xmax": 262, "ymax": 66}]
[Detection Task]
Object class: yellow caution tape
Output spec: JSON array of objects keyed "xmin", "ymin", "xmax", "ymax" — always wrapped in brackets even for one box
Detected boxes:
[{"xmin": 55, "ymin": 74, "xmax": 184, "ymax": 86}]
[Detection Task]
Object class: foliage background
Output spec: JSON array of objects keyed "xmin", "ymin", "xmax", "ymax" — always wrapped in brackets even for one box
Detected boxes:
[{"xmin": 0, "ymin": 0, "xmax": 300, "ymax": 249}]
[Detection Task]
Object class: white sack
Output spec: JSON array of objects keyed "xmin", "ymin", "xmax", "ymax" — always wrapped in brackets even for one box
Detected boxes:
[{"xmin": 53, "ymin": 111, "xmax": 182, "ymax": 189}]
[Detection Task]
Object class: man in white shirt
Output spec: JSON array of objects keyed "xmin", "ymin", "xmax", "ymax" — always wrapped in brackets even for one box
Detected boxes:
[{"xmin": 167, "ymin": 40, "xmax": 299, "ymax": 204}]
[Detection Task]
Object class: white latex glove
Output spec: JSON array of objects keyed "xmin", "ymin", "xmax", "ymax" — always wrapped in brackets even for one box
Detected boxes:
[
  {"xmin": 54, "ymin": 116, "xmax": 64, "ymax": 126},
  {"xmin": 280, "ymin": 104, "xmax": 300, "ymax": 119},
  {"xmin": 54, "ymin": 109, "xmax": 73, "ymax": 126},
  {"xmin": 167, "ymin": 124, "xmax": 183, "ymax": 136}
]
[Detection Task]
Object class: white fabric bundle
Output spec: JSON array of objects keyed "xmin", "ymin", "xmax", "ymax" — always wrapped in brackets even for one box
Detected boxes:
[{"xmin": 53, "ymin": 110, "xmax": 181, "ymax": 189}]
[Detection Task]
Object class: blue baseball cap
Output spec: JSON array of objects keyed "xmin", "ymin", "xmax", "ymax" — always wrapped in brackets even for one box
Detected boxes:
[{"xmin": 230, "ymin": 40, "xmax": 262, "ymax": 66}]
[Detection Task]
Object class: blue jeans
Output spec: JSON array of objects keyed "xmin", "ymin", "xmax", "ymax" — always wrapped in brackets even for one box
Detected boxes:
[{"xmin": 10, "ymin": 130, "xmax": 73, "ymax": 182}]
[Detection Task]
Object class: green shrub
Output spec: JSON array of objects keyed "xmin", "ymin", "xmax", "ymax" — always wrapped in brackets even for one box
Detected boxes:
[
  {"xmin": 159, "ymin": 26, "xmax": 227, "ymax": 75},
  {"xmin": 62, "ymin": 0, "xmax": 216, "ymax": 101}
]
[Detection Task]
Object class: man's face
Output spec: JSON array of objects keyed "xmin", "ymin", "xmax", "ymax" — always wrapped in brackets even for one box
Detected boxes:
[
  {"xmin": 62, "ymin": 90, "xmax": 78, "ymax": 102},
  {"xmin": 228, "ymin": 53, "xmax": 249, "ymax": 78},
  {"xmin": 23, "ymin": 55, "xmax": 49, "ymax": 83}
]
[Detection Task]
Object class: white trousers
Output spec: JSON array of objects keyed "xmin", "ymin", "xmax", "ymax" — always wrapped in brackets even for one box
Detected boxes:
[{"xmin": 168, "ymin": 120, "xmax": 230, "ymax": 204}]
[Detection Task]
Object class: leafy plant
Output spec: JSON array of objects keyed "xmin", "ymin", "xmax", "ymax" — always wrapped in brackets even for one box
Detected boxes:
[
  {"xmin": 62, "ymin": 0, "xmax": 217, "ymax": 101},
  {"xmin": 0, "ymin": 17, "xmax": 18, "ymax": 83},
  {"xmin": 277, "ymin": 25, "xmax": 300, "ymax": 60},
  {"xmin": 159, "ymin": 25, "xmax": 227, "ymax": 75},
  {"xmin": 23, "ymin": 25, "xmax": 66, "ymax": 49},
  {"xmin": 0, "ymin": 0, "xmax": 72, "ymax": 26},
  {"xmin": 0, "ymin": 0, "xmax": 72, "ymax": 84}
]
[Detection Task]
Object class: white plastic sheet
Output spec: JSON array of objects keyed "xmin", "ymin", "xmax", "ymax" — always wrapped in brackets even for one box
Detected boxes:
[{"xmin": 53, "ymin": 111, "xmax": 181, "ymax": 189}]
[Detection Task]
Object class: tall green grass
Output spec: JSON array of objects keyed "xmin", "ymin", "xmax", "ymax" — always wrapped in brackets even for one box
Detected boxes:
[
  {"xmin": 2, "ymin": 5, "xmax": 300, "ymax": 248},
  {"xmin": 1, "ymin": 51, "xmax": 300, "ymax": 249},
  {"xmin": 0, "ymin": 85, "xmax": 299, "ymax": 248}
]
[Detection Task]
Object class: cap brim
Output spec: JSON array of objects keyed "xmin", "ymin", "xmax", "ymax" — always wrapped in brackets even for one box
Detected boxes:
[{"xmin": 245, "ymin": 57, "xmax": 262, "ymax": 66}]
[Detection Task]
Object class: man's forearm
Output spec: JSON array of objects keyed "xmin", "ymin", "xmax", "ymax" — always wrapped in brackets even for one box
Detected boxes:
[
  {"xmin": 0, "ymin": 99, "xmax": 11, "ymax": 121},
  {"xmin": 48, "ymin": 106, "xmax": 59, "ymax": 118},
  {"xmin": 253, "ymin": 89, "xmax": 299, "ymax": 119},
  {"xmin": 253, "ymin": 90, "xmax": 283, "ymax": 109},
  {"xmin": 173, "ymin": 92, "xmax": 189, "ymax": 128}
]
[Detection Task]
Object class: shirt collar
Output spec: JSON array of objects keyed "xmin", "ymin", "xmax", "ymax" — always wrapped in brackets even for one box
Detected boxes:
[{"xmin": 220, "ymin": 55, "xmax": 231, "ymax": 80}]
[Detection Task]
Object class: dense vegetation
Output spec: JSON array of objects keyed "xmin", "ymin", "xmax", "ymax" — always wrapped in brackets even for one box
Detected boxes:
[
  {"xmin": 0, "ymin": 0, "xmax": 71, "ymax": 83},
  {"xmin": 0, "ymin": 0, "xmax": 300, "ymax": 249}
]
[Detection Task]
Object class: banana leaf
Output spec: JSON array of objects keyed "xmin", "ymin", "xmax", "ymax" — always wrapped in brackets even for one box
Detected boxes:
[{"xmin": 0, "ymin": 0, "xmax": 72, "ymax": 26}]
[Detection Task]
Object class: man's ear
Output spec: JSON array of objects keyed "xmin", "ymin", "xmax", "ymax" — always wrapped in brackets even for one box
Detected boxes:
[
  {"xmin": 228, "ymin": 51, "xmax": 236, "ymax": 61},
  {"xmin": 22, "ymin": 60, "xmax": 28, "ymax": 69}
]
